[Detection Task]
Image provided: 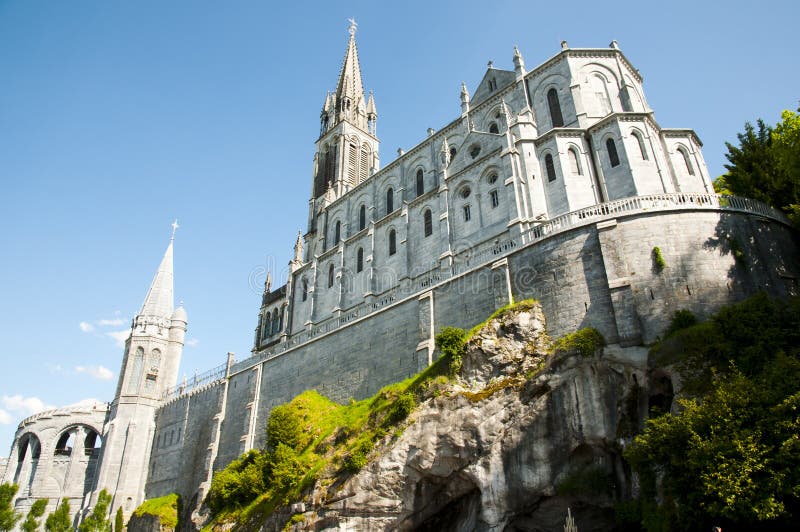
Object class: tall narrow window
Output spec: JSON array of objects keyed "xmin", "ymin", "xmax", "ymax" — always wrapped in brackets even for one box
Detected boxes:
[
  {"xmin": 302, "ymin": 280, "xmax": 308, "ymax": 301},
  {"xmin": 357, "ymin": 247, "xmax": 364, "ymax": 272},
  {"xmin": 360, "ymin": 144, "xmax": 369, "ymax": 182},
  {"xmin": 328, "ymin": 264, "xmax": 335, "ymax": 288},
  {"xmin": 416, "ymin": 169, "xmax": 424, "ymax": 197},
  {"xmin": 272, "ymin": 309, "xmax": 280, "ymax": 335},
  {"xmin": 632, "ymin": 130, "xmax": 648, "ymax": 160},
  {"xmin": 490, "ymin": 190, "xmax": 499, "ymax": 208},
  {"xmin": 389, "ymin": 229, "xmax": 397, "ymax": 255},
  {"xmin": 606, "ymin": 138, "xmax": 620, "ymax": 167},
  {"xmin": 489, "ymin": 122, "xmax": 499, "ymax": 134},
  {"xmin": 263, "ymin": 314, "xmax": 271, "ymax": 339},
  {"xmin": 545, "ymin": 153, "xmax": 556, "ymax": 182},
  {"xmin": 359, "ymin": 204, "xmax": 366, "ymax": 231},
  {"xmin": 568, "ymin": 147, "xmax": 582, "ymax": 175},
  {"xmin": 678, "ymin": 146, "xmax": 695, "ymax": 175},
  {"xmin": 424, "ymin": 209, "xmax": 433, "ymax": 237},
  {"xmin": 547, "ymin": 88, "xmax": 564, "ymax": 127},
  {"xmin": 334, "ymin": 221, "xmax": 341, "ymax": 244},
  {"xmin": 463, "ymin": 204, "xmax": 471, "ymax": 221},
  {"xmin": 386, "ymin": 187, "xmax": 394, "ymax": 215},
  {"xmin": 347, "ymin": 143, "xmax": 358, "ymax": 185}
]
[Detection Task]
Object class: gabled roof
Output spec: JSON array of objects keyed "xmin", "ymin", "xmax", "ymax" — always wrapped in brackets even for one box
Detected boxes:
[{"xmin": 470, "ymin": 68, "xmax": 516, "ymax": 107}]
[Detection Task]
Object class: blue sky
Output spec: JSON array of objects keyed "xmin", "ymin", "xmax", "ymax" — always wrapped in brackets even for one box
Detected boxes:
[{"xmin": 0, "ymin": 0, "xmax": 797, "ymax": 452}]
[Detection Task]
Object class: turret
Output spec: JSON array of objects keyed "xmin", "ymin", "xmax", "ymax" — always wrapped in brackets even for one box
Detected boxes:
[
  {"xmin": 513, "ymin": 46, "xmax": 526, "ymax": 76},
  {"xmin": 460, "ymin": 82, "xmax": 470, "ymax": 113}
]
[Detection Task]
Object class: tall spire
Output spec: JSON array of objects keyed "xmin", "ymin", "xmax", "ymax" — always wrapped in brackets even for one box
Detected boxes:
[
  {"xmin": 335, "ymin": 19, "xmax": 365, "ymax": 113},
  {"xmin": 139, "ymin": 229, "xmax": 175, "ymax": 318}
]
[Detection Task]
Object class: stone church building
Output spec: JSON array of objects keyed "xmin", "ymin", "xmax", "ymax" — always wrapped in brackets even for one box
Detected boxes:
[{"xmin": 3, "ymin": 23, "xmax": 797, "ymax": 528}]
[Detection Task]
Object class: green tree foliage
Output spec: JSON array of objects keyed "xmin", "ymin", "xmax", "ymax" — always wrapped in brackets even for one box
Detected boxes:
[
  {"xmin": 434, "ymin": 326, "xmax": 466, "ymax": 374},
  {"xmin": 552, "ymin": 327, "xmax": 605, "ymax": 357},
  {"xmin": 717, "ymin": 107, "xmax": 800, "ymax": 228},
  {"xmin": 266, "ymin": 404, "xmax": 303, "ymax": 452},
  {"xmin": 114, "ymin": 508, "xmax": 123, "ymax": 532},
  {"xmin": 207, "ymin": 450, "xmax": 267, "ymax": 512},
  {"xmin": 21, "ymin": 499, "xmax": 48, "ymax": 532},
  {"xmin": 79, "ymin": 490, "xmax": 112, "ymax": 532},
  {"xmin": 625, "ymin": 294, "xmax": 800, "ymax": 530},
  {"xmin": 0, "ymin": 483, "xmax": 22, "ymax": 532},
  {"xmin": 44, "ymin": 500, "xmax": 71, "ymax": 532}
]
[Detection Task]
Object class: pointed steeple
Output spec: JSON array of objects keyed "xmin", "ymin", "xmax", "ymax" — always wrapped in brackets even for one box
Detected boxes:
[
  {"xmin": 335, "ymin": 19, "xmax": 365, "ymax": 112},
  {"xmin": 139, "ymin": 231, "xmax": 175, "ymax": 318},
  {"xmin": 460, "ymin": 82, "xmax": 470, "ymax": 113}
]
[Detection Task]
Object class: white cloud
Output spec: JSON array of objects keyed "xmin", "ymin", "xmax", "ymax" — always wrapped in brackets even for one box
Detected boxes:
[
  {"xmin": 106, "ymin": 329, "xmax": 131, "ymax": 347},
  {"xmin": 79, "ymin": 321, "xmax": 95, "ymax": 333},
  {"xmin": 98, "ymin": 318, "xmax": 125, "ymax": 326},
  {"xmin": 63, "ymin": 398, "xmax": 104, "ymax": 409},
  {"xmin": 75, "ymin": 365, "xmax": 114, "ymax": 380},
  {"xmin": 185, "ymin": 338, "xmax": 199, "ymax": 347},
  {"xmin": 1, "ymin": 395, "xmax": 57, "ymax": 419},
  {"xmin": 0, "ymin": 409, "xmax": 11, "ymax": 424}
]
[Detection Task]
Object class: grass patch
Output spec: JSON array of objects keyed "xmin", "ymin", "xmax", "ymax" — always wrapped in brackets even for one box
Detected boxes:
[
  {"xmin": 133, "ymin": 493, "xmax": 180, "ymax": 529},
  {"xmin": 552, "ymin": 327, "xmax": 605, "ymax": 357}
]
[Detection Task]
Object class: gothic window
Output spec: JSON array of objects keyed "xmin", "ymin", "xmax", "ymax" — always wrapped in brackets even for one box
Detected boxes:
[
  {"xmin": 488, "ymin": 173, "xmax": 498, "ymax": 184},
  {"xmin": 460, "ymin": 186, "xmax": 471, "ymax": 199},
  {"xmin": 302, "ymin": 280, "xmax": 308, "ymax": 302},
  {"xmin": 547, "ymin": 88, "xmax": 564, "ymax": 128},
  {"xmin": 449, "ymin": 147, "xmax": 457, "ymax": 160},
  {"xmin": 606, "ymin": 138, "xmax": 620, "ymax": 167},
  {"xmin": 150, "ymin": 348, "xmax": 161, "ymax": 369},
  {"xmin": 463, "ymin": 204, "xmax": 471, "ymax": 222},
  {"xmin": 469, "ymin": 144, "xmax": 481, "ymax": 159},
  {"xmin": 279, "ymin": 311, "xmax": 284, "ymax": 332},
  {"xmin": 272, "ymin": 309, "xmax": 280, "ymax": 335},
  {"xmin": 591, "ymin": 74, "xmax": 612, "ymax": 116},
  {"xmin": 359, "ymin": 204, "xmax": 366, "ymax": 230},
  {"xmin": 489, "ymin": 122, "xmax": 499, "ymax": 134},
  {"xmin": 360, "ymin": 144, "xmax": 369, "ymax": 182},
  {"xmin": 677, "ymin": 146, "xmax": 695, "ymax": 175},
  {"xmin": 490, "ymin": 190, "xmax": 499, "ymax": 208},
  {"xmin": 348, "ymin": 143, "xmax": 358, "ymax": 185},
  {"xmin": 127, "ymin": 346, "xmax": 144, "ymax": 393},
  {"xmin": 424, "ymin": 209, "xmax": 433, "ymax": 237},
  {"xmin": 328, "ymin": 264, "xmax": 335, "ymax": 288},
  {"xmin": 357, "ymin": 247, "xmax": 364, "ymax": 272},
  {"xmin": 632, "ymin": 130, "xmax": 649, "ymax": 160},
  {"xmin": 545, "ymin": 153, "xmax": 557, "ymax": 182},
  {"xmin": 334, "ymin": 221, "xmax": 341, "ymax": 244},
  {"xmin": 416, "ymin": 169, "xmax": 424, "ymax": 197},
  {"xmin": 386, "ymin": 187, "xmax": 394, "ymax": 215},
  {"xmin": 389, "ymin": 229, "xmax": 397, "ymax": 256},
  {"xmin": 568, "ymin": 147, "xmax": 582, "ymax": 175},
  {"xmin": 263, "ymin": 313, "xmax": 271, "ymax": 339}
]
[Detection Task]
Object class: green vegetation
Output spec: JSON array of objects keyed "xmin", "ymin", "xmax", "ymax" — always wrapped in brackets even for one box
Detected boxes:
[
  {"xmin": 552, "ymin": 327, "xmax": 605, "ymax": 357},
  {"xmin": 0, "ymin": 483, "xmax": 22, "ymax": 532},
  {"xmin": 625, "ymin": 293, "xmax": 800, "ymax": 531},
  {"xmin": 21, "ymin": 499, "xmax": 48, "ymax": 532},
  {"xmin": 434, "ymin": 326, "xmax": 466, "ymax": 375},
  {"xmin": 79, "ymin": 489, "xmax": 112, "ymax": 532},
  {"xmin": 715, "ymin": 105, "xmax": 800, "ymax": 228},
  {"xmin": 44, "ymin": 500, "xmax": 71, "ymax": 532},
  {"xmin": 114, "ymin": 508, "xmax": 123, "ymax": 532},
  {"xmin": 728, "ymin": 237, "xmax": 747, "ymax": 266},
  {"xmin": 663, "ymin": 309, "xmax": 698, "ymax": 338},
  {"xmin": 133, "ymin": 493, "xmax": 180, "ymax": 529},
  {"xmin": 652, "ymin": 246, "xmax": 666, "ymax": 272},
  {"xmin": 557, "ymin": 466, "xmax": 614, "ymax": 497}
]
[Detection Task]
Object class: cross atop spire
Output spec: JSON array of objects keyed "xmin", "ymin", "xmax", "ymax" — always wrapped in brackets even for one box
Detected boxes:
[
  {"xmin": 171, "ymin": 219, "xmax": 179, "ymax": 240},
  {"xmin": 348, "ymin": 17, "xmax": 357, "ymax": 36},
  {"xmin": 334, "ymin": 20, "xmax": 366, "ymax": 116}
]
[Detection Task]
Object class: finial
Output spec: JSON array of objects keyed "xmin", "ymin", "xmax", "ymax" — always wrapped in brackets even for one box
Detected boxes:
[
  {"xmin": 171, "ymin": 219, "xmax": 179, "ymax": 240},
  {"xmin": 561, "ymin": 40, "xmax": 569, "ymax": 50},
  {"xmin": 487, "ymin": 60, "xmax": 494, "ymax": 68},
  {"xmin": 348, "ymin": 17, "xmax": 358, "ymax": 37}
]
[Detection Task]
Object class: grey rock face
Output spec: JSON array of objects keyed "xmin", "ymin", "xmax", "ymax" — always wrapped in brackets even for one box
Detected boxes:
[{"xmin": 275, "ymin": 304, "xmax": 649, "ymax": 532}]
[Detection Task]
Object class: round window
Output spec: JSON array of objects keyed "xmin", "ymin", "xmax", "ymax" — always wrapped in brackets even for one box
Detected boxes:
[{"xmin": 460, "ymin": 187, "xmax": 471, "ymax": 199}]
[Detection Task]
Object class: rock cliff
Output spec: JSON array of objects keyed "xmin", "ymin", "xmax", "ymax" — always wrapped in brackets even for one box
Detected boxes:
[{"xmin": 257, "ymin": 302, "xmax": 651, "ymax": 531}]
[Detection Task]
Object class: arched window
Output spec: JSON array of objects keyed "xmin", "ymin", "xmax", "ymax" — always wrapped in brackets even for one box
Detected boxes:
[
  {"xmin": 263, "ymin": 313, "xmax": 271, "ymax": 339},
  {"xmin": 302, "ymin": 280, "xmax": 308, "ymax": 302},
  {"xmin": 416, "ymin": 169, "xmax": 424, "ymax": 197},
  {"xmin": 568, "ymin": 147, "xmax": 582, "ymax": 175},
  {"xmin": 279, "ymin": 311, "xmax": 284, "ymax": 333},
  {"xmin": 359, "ymin": 204, "xmax": 366, "ymax": 231},
  {"xmin": 632, "ymin": 130, "xmax": 648, "ymax": 160},
  {"xmin": 449, "ymin": 147, "xmax": 457, "ymax": 160},
  {"xmin": 55, "ymin": 431, "xmax": 74, "ymax": 456},
  {"xmin": 547, "ymin": 88, "xmax": 564, "ymax": 127},
  {"xmin": 360, "ymin": 144, "xmax": 369, "ymax": 182},
  {"xmin": 272, "ymin": 309, "xmax": 280, "ymax": 334},
  {"xmin": 489, "ymin": 122, "xmax": 499, "ymax": 134},
  {"xmin": 490, "ymin": 190, "xmax": 499, "ymax": 208},
  {"xmin": 386, "ymin": 187, "xmax": 394, "ymax": 215},
  {"xmin": 357, "ymin": 247, "xmax": 364, "ymax": 272},
  {"xmin": 488, "ymin": 173, "xmax": 498, "ymax": 184},
  {"xmin": 463, "ymin": 205, "xmax": 471, "ymax": 221},
  {"xmin": 606, "ymin": 138, "xmax": 620, "ymax": 167},
  {"xmin": 128, "ymin": 347, "xmax": 144, "ymax": 393},
  {"xmin": 150, "ymin": 348, "xmax": 161, "ymax": 369},
  {"xmin": 678, "ymin": 146, "xmax": 695, "ymax": 175},
  {"xmin": 328, "ymin": 264, "xmax": 335, "ymax": 288},
  {"xmin": 334, "ymin": 221, "xmax": 341, "ymax": 244},
  {"xmin": 545, "ymin": 153, "xmax": 557, "ymax": 182},
  {"xmin": 424, "ymin": 209, "xmax": 433, "ymax": 237},
  {"xmin": 389, "ymin": 229, "xmax": 397, "ymax": 256},
  {"xmin": 84, "ymin": 430, "xmax": 101, "ymax": 455}
]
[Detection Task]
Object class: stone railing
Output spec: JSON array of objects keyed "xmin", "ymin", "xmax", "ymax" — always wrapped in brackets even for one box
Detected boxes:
[
  {"xmin": 217, "ymin": 193, "xmax": 790, "ymax": 379},
  {"xmin": 18, "ymin": 402, "xmax": 110, "ymax": 429},
  {"xmin": 163, "ymin": 362, "xmax": 228, "ymax": 400}
]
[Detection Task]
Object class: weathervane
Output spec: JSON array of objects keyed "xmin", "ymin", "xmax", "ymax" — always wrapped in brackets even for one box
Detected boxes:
[
  {"xmin": 171, "ymin": 219, "xmax": 179, "ymax": 240},
  {"xmin": 348, "ymin": 18, "xmax": 357, "ymax": 37}
]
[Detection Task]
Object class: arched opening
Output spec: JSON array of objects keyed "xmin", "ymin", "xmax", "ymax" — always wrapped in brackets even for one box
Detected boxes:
[
  {"xmin": 360, "ymin": 144, "xmax": 369, "ymax": 182},
  {"xmin": 356, "ymin": 247, "xmax": 364, "ymax": 273},
  {"xmin": 568, "ymin": 147, "xmax": 582, "ymax": 175},
  {"xmin": 302, "ymin": 280, "xmax": 308, "ymax": 302},
  {"xmin": 55, "ymin": 431, "xmax": 75, "ymax": 456},
  {"xmin": 489, "ymin": 122, "xmax": 499, "ymax": 134},
  {"xmin": 606, "ymin": 138, "xmax": 620, "ymax": 168},
  {"xmin": 388, "ymin": 230, "xmax": 397, "ymax": 256},
  {"xmin": 416, "ymin": 169, "xmax": 424, "ymax": 197},
  {"xmin": 328, "ymin": 264, "xmax": 335, "ymax": 288},
  {"xmin": 334, "ymin": 220, "xmax": 341, "ymax": 245},
  {"xmin": 263, "ymin": 313, "xmax": 271, "ymax": 339},
  {"xmin": 547, "ymin": 88, "xmax": 564, "ymax": 127},
  {"xmin": 386, "ymin": 187, "xmax": 394, "ymax": 215},
  {"xmin": 359, "ymin": 204, "xmax": 366, "ymax": 231},
  {"xmin": 424, "ymin": 209, "xmax": 433, "ymax": 237},
  {"xmin": 677, "ymin": 146, "xmax": 695, "ymax": 175},
  {"xmin": 272, "ymin": 308, "xmax": 280, "ymax": 335},
  {"xmin": 545, "ymin": 153, "xmax": 557, "ymax": 182},
  {"xmin": 84, "ymin": 429, "xmax": 102, "ymax": 456},
  {"xmin": 632, "ymin": 130, "xmax": 648, "ymax": 160}
]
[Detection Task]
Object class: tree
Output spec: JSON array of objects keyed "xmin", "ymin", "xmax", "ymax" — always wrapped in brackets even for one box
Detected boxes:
[
  {"xmin": 114, "ymin": 508, "xmax": 123, "ymax": 532},
  {"xmin": 21, "ymin": 499, "xmax": 48, "ymax": 532},
  {"xmin": 44, "ymin": 500, "xmax": 71, "ymax": 532},
  {"xmin": 0, "ymin": 483, "xmax": 22, "ymax": 532},
  {"xmin": 78, "ymin": 490, "xmax": 111, "ymax": 532}
]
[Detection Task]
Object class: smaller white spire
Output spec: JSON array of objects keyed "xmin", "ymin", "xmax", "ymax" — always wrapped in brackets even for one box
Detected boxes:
[{"xmin": 460, "ymin": 82, "xmax": 470, "ymax": 113}]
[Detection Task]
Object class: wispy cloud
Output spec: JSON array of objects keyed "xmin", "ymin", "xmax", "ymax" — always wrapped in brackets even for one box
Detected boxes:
[
  {"xmin": 106, "ymin": 329, "xmax": 131, "ymax": 347},
  {"xmin": 185, "ymin": 338, "xmax": 199, "ymax": 347},
  {"xmin": 0, "ymin": 410, "xmax": 11, "ymax": 424},
  {"xmin": 46, "ymin": 363, "xmax": 63, "ymax": 374},
  {"xmin": 63, "ymin": 398, "xmax": 105, "ymax": 409},
  {"xmin": 98, "ymin": 318, "xmax": 125, "ymax": 326},
  {"xmin": 0, "ymin": 395, "xmax": 57, "ymax": 424},
  {"xmin": 79, "ymin": 321, "xmax": 95, "ymax": 333},
  {"xmin": 75, "ymin": 365, "xmax": 114, "ymax": 380}
]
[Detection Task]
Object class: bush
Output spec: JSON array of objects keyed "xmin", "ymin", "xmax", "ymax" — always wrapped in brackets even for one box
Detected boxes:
[
  {"xmin": 435, "ymin": 326, "xmax": 466, "ymax": 374},
  {"xmin": 267, "ymin": 405, "xmax": 302, "ymax": 452},
  {"xmin": 387, "ymin": 393, "xmax": 415, "ymax": 424},
  {"xmin": 652, "ymin": 246, "xmax": 666, "ymax": 272},
  {"xmin": 664, "ymin": 309, "xmax": 698, "ymax": 338},
  {"xmin": 553, "ymin": 327, "xmax": 605, "ymax": 357},
  {"xmin": 207, "ymin": 450, "xmax": 266, "ymax": 511},
  {"xmin": 132, "ymin": 494, "xmax": 179, "ymax": 529},
  {"xmin": 343, "ymin": 451, "xmax": 368, "ymax": 473}
]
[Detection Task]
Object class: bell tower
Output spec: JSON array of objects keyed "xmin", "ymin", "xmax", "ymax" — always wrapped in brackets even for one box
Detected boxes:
[{"xmin": 308, "ymin": 20, "xmax": 379, "ymax": 252}]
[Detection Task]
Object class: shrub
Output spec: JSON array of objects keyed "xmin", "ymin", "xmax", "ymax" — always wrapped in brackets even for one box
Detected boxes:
[
  {"xmin": 552, "ymin": 327, "xmax": 605, "ymax": 357},
  {"xmin": 133, "ymin": 493, "xmax": 179, "ymax": 529},
  {"xmin": 267, "ymin": 405, "xmax": 302, "ymax": 452},
  {"xmin": 435, "ymin": 326, "xmax": 466, "ymax": 375},
  {"xmin": 664, "ymin": 309, "xmax": 698, "ymax": 338},
  {"xmin": 387, "ymin": 393, "xmax": 415, "ymax": 424},
  {"xmin": 652, "ymin": 246, "xmax": 666, "ymax": 272},
  {"xmin": 343, "ymin": 450, "xmax": 368, "ymax": 473},
  {"xmin": 114, "ymin": 508, "xmax": 124, "ymax": 532},
  {"xmin": 207, "ymin": 450, "xmax": 266, "ymax": 511},
  {"xmin": 79, "ymin": 489, "xmax": 112, "ymax": 532}
]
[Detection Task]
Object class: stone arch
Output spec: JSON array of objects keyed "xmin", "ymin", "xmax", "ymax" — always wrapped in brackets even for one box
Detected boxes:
[
  {"xmin": 531, "ymin": 74, "xmax": 570, "ymax": 129},
  {"xmin": 629, "ymin": 127, "xmax": 649, "ymax": 160},
  {"xmin": 566, "ymin": 143, "xmax": 583, "ymax": 175}
]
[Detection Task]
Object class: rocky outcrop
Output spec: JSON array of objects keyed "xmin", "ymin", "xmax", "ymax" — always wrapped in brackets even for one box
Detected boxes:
[{"xmin": 276, "ymin": 303, "xmax": 651, "ymax": 531}]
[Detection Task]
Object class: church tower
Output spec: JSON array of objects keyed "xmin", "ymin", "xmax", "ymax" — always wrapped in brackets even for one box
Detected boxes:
[
  {"xmin": 308, "ymin": 20, "xmax": 379, "ymax": 255},
  {"xmin": 92, "ymin": 224, "xmax": 186, "ymax": 519}
]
